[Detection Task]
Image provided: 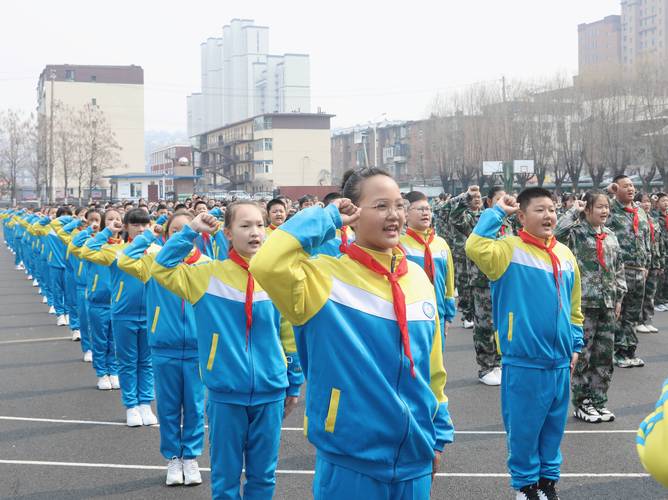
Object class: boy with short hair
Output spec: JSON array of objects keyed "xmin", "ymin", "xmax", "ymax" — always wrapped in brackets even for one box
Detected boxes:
[{"xmin": 466, "ymin": 187, "xmax": 584, "ymax": 500}]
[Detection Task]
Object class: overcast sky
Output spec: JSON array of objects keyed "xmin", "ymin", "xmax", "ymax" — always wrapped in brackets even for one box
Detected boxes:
[{"xmin": 1, "ymin": 0, "xmax": 620, "ymax": 132}]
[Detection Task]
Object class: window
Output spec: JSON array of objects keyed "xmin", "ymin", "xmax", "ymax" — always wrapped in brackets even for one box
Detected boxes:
[
  {"xmin": 356, "ymin": 149, "xmax": 366, "ymax": 167},
  {"xmin": 130, "ymin": 182, "xmax": 142, "ymax": 198},
  {"xmin": 91, "ymin": 98, "xmax": 97, "ymax": 106},
  {"xmin": 254, "ymin": 160, "xmax": 273, "ymax": 175},
  {"xmin": 91, "ymin": 75, "xmax": 97, "ymax": 82},
  {"xmin": 65, "ymin": 69, "xmax": 75, "ymax": 81}
]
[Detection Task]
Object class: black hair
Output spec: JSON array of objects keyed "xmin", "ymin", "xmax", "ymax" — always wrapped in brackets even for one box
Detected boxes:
[
  {"xmin": 322, "ymin": 192, "xmax": 342, "ymax": 206},
  {"xmin": 582, "ymin": 190, "xmax": 609, "ymax": 217},
  {"xmin": 486, "ymin": 186, "xmax": 504, "ymax": 201},
  {"xmin": 224, "ymin": 201, "xmax": 265, "ymax": 229},
  {"xmin": 612, "ymin": 174, "xmax": 629, "ymax": 184},
  {"xmin": 517, "ymin": 187, "xmax": 554, "ymax": 211},
  {"xmin": 341, "ymin": 167, "xmax": 393, "ymax": 205},
  {"xmin": 75, "ymin": 206, "xmax": 88, "ymax": 217},
  {"xmin": 56, "ymin": 206, "xmax": 73, "ymax": 217},
  {"xmin": 164, "ymin": 210, "xmax": 193, "ymax": 239},
  {"xmin": 299, "ymin": 194, "xmax": 316, "ymax": 206},
  {"xmin": 655, "ymin": 192, "xmax": 668, "ymax": 200},
  {"xmin": 193, "ymin": 200, "xmax": 207, "ymax": 209},
  {"xmin": 86, "ymin": 209, "xmax": 102, "ymax": 222},
  {"xmin": 100, "ymin": 208, "xmax": 121, "ymax": 231},
  {"xmin": 561, "ymin": 192, "xmax": 575, "ymax": 204},
  {"xmin": 174, "ymin": 203, "xmax": 187, "ymax": 211},
  {"xmin": 124, "ymin": 208, "xmax": 151, "ymax": 225},
  {"xmin": 156, "ymin": 203, "xmax": 167, "ymax": 211},
  {"xmin": 266, "ymin": 198, "xmax": 286, "ymax": 212},
  {"xmin": 404, "ymin": 191, "xmax": 427, "ymax": 204}
]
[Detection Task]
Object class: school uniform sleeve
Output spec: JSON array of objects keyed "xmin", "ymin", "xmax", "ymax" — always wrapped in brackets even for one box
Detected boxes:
[
  {"xmin": 57, "ymin": 219, "xmax": 83, "ymax": 246},
  {"xmin": 279, "ymin": 318, "xmax": 304, "ymax": 397},
  {"xmin": 570, "ymin": 260, "xmax": 585, "ymax": 353},
  {"xmin": 430, "ymin": 314, "xmax": 455, "ymax": 450},
  {"xmin": 117, "ymin": 229, "xmax": 157, "ymax": 283},
  {"xmin": 151, "ymin": 224, "xmax": 214, "ymax": 305},
  {"xmin": 79, "ymin": 227, "xmax": 118, "ymax": 266},
  {"xmin": 210, "ymin": 223, "xmax": 229, "ymax": 260},
  {"xmin": 637, "ymin": 378, "xmax": 668, "ymax": 488},
  {"xmin": 249, "ymin": 205, "xmax": 337, "ymax": 326},
  {"xmin": 444, "ymin": 241, "xmax": 456, "ymax": 322},
  {"xmin": 554, "ymin": 207, "xmax": 580, "ymax": 246},
  {"xmin": 465, "ymin": 205, "xmax": 514, "ymax": 281}
]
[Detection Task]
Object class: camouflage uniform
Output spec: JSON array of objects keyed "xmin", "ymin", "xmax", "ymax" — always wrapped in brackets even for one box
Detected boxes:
[
  {"xmin": 642, "ymin": 212, "xmax": 663, "ymax": 325},
  {"xmin": 448, "ymin": 193, "xmax": 479, "ymax": 323},
  {"xmin": 606, "ymin": 199, "xmax": 652, "ymax": 360},
  {"xmin": 556, "ymin": 208, "xmax": 627, "ymax": 407},
  {"xmin": 432, "ymin": 199, "xmax": 452, "ymax": 248},
  {"xmin": 657, "ymin": 211, "xmax": 668, "ymax": 305},
  {"xmin": 453, "ymin": 199, "xmax": 511, "ymax": 376}
]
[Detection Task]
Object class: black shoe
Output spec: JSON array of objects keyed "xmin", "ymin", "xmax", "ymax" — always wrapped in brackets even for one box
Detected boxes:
[
  {"xmin": 516, "ymin": 483, "xmax": 540, "ymax": 500},
  {"xmin": 538, "ymin": 478, "xmax": 559, "ymax": 500}
]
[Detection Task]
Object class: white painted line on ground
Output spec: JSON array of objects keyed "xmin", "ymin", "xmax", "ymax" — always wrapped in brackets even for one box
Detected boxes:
[
  {"xmin": 0, "ymin": 415, "xmax": 638, "ymax": 434},
  {"xmin": 0, "ymin": 336, "xmax": 70, "ymax": 345},
  {"xmin": 0, "ymin": 460, "xmax": 651, "ymax": 478}
]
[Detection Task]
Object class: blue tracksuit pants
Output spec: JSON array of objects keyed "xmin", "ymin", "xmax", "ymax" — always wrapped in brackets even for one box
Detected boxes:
[
  {"xmin": 76, "ymin": 287, "xmax": 91, "ymax": 354},
  {"xmin": 88, "ymin": 304, "xmax": 118, "ymax": 377},
  {"xmin": 501, "ymin": 365, "xmax": 570, "ymax": 490},
  {"xmin": 49, "ymin": 266, "xmax": 66, "ymax": 315},
  {"xmin": 152, "ymin": 354, "xmax": 205, "ymax": 459},
  {"xmin": 112, "ymin": 318, "xmax": 154, "ymax": 409},
  {"xmin": 207, "ymin": 399, "xmax": 283, "ymax": 500},
  {"xmin": 313, "ymin": 455, "xmax": 432, "ymax": 500},
  {"xmin": 65, "ymin": 271, "xmax": 79, "ymax": 330}
]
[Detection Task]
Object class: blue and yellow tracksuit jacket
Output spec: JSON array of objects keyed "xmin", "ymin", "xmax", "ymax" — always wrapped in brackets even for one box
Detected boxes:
[
  {"xmin": 118, "ymin": 229, "xmax": 205, "ymax": 358},
  {"xmin": 465, "ymin": 205, "xmax": 584, "ymax": 368},
  {"xmin": 250, "ymin": 204, "xmax": 454, "ymax": 483},
  {"xmin": 400, "ymin": 230, "xmax": 456, "ymax": 329},
  {"xmin": 637, "ymin": 377, "xmax": 668, "ymax": 488},
  {"xmin": 151, "ymin": 224, "xmax": 303, "ymax": 405},
  {"xmin": 45, "ymin": 217, "xmax": 73, "ymax": 269},
  {"xmin": 80, "ymin": 228, "xmax": 146, "ymax": 321},
  {"xmin": 71, "ymin": 229, "xmax": 111, "ymax": 306},
  {"xmin": 58, "ymin": 220, "xmax": 88, "ymax": 287},
  {"xmin": 308, "ymin": 227, "xmax": 354, "ymax": 257}
]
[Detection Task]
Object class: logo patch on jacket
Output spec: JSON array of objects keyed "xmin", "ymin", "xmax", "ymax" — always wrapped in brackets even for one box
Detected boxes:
[{"xmin": 422, "ymin": 301, "xmax": 436, "ymax": 319}]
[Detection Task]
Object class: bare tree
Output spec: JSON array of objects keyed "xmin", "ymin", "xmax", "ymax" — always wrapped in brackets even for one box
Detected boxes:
[
  {"xmin": 53, "ymin": 101, "xmax": 77, "ymax": 202},
  {"xmin": 0, "ymin": 110, "xmax": 34, "ymax": 205}
]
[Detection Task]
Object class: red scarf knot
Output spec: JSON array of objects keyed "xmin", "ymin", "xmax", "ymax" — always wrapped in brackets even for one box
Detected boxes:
[
  {"xmin": 500, "ymin": 225, "xmax": 506, "ymax": 236},
  {"xmin": 624, "ymin": 206, "xmax": 639, "ymax": 235},
  {"xmin": 406, "ymin": 227, "xmax": 435, "ymax": 283},
  {"xmin": 229, "ymin": 249, "xmax": 254, "ymax": 350},
  {"xmin": 343, "ymin": 243, "xmax": 416, "ymax": 378},
  {"xmin": 107, "ymin": 237, "xmax": 122, "ymax": 245},
  {"xmin": 594, "ymin": 231, "xmax": 608, "ymax": 270},
  {"xmin": 339, "ymin": 225, "xmax": 349, "ymax": 253},
  {"xmin": 518, "ymin": 229, "xmax": 563, "ymax": 309},
  {"xmin": 269, "ymin": 223, "xmax": 278, "ymax": 231},
  {"xmin": 184, "ymin": 246, "xmax": 202, "ymax": 265},
  {"xmin": 664, "ymin": 214, "xmax": 668, "ymax": 231}
]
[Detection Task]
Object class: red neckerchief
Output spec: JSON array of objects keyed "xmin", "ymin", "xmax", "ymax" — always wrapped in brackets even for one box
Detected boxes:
[
  {"xmin": 518, "ymin": 229, "xmax": 562, "ymax": 308},
  {"xmin": 405, "ymin": 227, "xmax": 435, "ymax": 283},
  {"xmin": 500, "ymin": 225, "xmax": 506, "ymax": 236},
  {"xmin": 229, "ymin": 248, "xmax": 253, "ymax": 350},
  {"xmin": 594, "ymin": 231, "xmax": 608, "ymax": 270},
  {"xmin": 624, "ymin": 206, "xmax": 639, "ymax": 235},
  {"xmin": 269, "ymin": 223, "xmax": 278, "ymax": 231},
  {"xmin": 664, "ymin": 214, "xmax": 668, "ymax": 231},
  {"xmin": 107, "ymin": 237, "xmax": 122, "ymax": 245},
  {"xmin": 339, "ymin": 225, "xmax": 349, "ymax": 253},
  {"xmin": 184, "ymin": 246, "xmax": 202, "ymax": 265},
  {"xmin": 649, "ymin": 218, "xmax": 655, "ymax": 243},
  {"xmin": 343, "ymin": 243, "xmax": 415, "ymax": 377},
  {"xmin": 201, "ymin": 232, "xmax": 210, "ymax": 246}
]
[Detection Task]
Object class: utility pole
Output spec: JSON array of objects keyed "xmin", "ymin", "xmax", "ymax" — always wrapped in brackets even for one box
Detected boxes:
[{"xmin": 48, "ymin": 69, "xmax": 56, "ymax": 204}]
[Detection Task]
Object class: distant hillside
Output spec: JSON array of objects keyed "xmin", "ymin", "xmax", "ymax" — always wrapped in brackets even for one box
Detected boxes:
[{"xmin": 144, "ymin": 130, "xmax": 189, "ymax": 170}]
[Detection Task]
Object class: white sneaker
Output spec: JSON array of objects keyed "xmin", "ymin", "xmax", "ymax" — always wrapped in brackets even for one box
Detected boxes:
[
  {"xmin": 126, "ymin": 407, "xmax": 142, "ymax": 427},
  {"xmin": 479, "ymin": 369, "xmax": 501, "ymax": 386},
  {"xmin": 27, "ymin": 274, "xmax": 32, "ymax": 280},
  {"xmin": 15, "ymin": 263, "xmax": 24, "ymax": 271},
  {"xmin": 41, "ymin": 296, "xmax": 47, "ymax": 303},
  {"xmin": 138, "ymin": 404, "xmax": 158, "ymax": 426},
  {"xmin": 109, "ymin": 375, "xmax": 120, "ymax": 390},
  {"xmin": 65, "ymin": 314, "xmax": 70, "ymax": 325},
  {"xmin": 48, "ymin": 305, "xmax": 56, "ymax": 314},
  {"xmin": 97, "ymin": 375, "xmax": 112, "ymax": 391},
  {"xmin": 462, "ymin": 319, "xmax": 474, "ymax": 329},
  {"xmin": 166, "ymin": 457, "xmax": 184, "ymax": 486},
  {"xmin": 645, "ymin": 324, "xmax": 658, "ymax": 333},
  {"xmin": 83, "ymin": 350, "xmax": 93, "ymax": 363},
  {"xmin": 635, "ymin": 324, "xmax": 651, "ymax": 334},
  {"xmin": 56, "ymin": 315, "xmax": 67, "ymax": 326},
  {"xmin": 32, "ymin": 279, "xmax": 39, "ymax": 287},
  {"xmin": 71, "ymin": 330, "xmax": 81, "ymax": 341},
  {"xmin": 183, "ymin": 458, "xmax": 202, "ymax": 485}
]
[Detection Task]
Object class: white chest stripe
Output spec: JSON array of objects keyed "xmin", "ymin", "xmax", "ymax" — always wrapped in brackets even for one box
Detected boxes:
[
  {"xmin": 403, "ymin": 244, "xmax": 448, "ymax": 260},
  {"xmin": 205, "ymin": 276, "xmax": 270, "ymax": 303},
  {"xmin": 329, "ymin": 277, "xmax": 437, "ymax": 322},
  {"xmin": 511, "ymin": 247, "xmax": 574, "ymax": 274}
]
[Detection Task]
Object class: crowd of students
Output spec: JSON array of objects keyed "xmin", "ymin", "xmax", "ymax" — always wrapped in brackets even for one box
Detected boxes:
[{"xmin": 1, "ymin": 169, "xmax": 666, "ymax": 499}]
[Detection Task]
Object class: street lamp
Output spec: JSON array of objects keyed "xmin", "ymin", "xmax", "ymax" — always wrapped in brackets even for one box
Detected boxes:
[{"xmin": 369, "ymin": 112, "xmax": 387, "ymax": 167}]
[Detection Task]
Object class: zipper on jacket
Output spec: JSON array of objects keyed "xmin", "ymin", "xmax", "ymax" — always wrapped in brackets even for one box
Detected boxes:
[
  {"xmin": 248, "ymin": 303, "xmax": 256, "ymax": 405},
  {"xmin": 392, "ymin": 323, "xmax": 411, "ymax": 482}
]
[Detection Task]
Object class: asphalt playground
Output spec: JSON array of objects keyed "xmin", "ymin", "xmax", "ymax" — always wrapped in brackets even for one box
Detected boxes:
[{"xmin": 0, "ymin": 235, "xmax": 666, "ymax": 499}]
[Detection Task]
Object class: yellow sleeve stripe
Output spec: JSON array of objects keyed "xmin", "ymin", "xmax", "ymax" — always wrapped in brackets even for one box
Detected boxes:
[
  {"xmin": 77, "ymin": 262, "xmax": 83, "ymax": 277},
  {"xmin": 150, "ymin": 306, "xmax": 160, "ymax": 333},
  {"xmin": 325, "ymin": 388, "xmax": 341, "ymax": 433},
  {"xmin": 91, "ymin": 274, "xmax": 98, "ymax": 293},
  {"xmin": 115, "ymin": 281, "xmax": 124, "ymax": 302},
  {"xmin": 206, "ymin": 333, "xmax": 219, "ymax": 371}
]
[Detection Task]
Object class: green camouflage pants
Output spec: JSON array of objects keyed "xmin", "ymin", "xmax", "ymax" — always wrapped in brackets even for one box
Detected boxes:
[
  {"xmin": 472, "ymin": 286, "xmax": 501, "ymax": 376},
  {"xmin": 616, "ymin": 268, "xmax": 645, "ymax": 358},
  {"xmin": 642, "ymin": 269, "xmax": 662, "ymax": 324},
  {"xmin": 453, "ymin": 252, "xmax": 473, "ymax": 321},
  {"xmin": 572, "ymin": 307, "xmax": 615, "ymax": 407}
]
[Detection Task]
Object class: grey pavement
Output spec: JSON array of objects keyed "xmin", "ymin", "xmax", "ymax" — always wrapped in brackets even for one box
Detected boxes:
[{"xmin": 0, "ymin": 238, "xmax": 666, "ymax": 499}]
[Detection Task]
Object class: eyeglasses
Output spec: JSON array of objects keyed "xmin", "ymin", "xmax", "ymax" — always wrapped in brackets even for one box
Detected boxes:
[
  {"xmin": 409, "ymin": 206, "xmax": 432, "ymax": 213},
  {"xmin": 362, "ymin": 201, "xmax": 408, "ymax": 216}
]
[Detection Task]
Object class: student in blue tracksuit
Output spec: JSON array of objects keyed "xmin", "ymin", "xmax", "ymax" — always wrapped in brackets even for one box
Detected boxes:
[
  {"xmin": 152, "ymin": 203, "xmax": 303, "ymax": 500},
  {"xmin": 71, "ymin": 209, "xmax": 121, "ymax": 392},
  {"xmin": 46, "ymin": 208, "xmax": 74, "ymax": 327},
  {"xmin": 400, "ymin": 190, "xmax": 456, "ymax": 347},
  {"xmin": 80, "ymin": 208, "xmax": 156, "ymax": 428},
  {"xmin": 63, "ymin": 210, "xmax": 102, "ymax": 361},
  {"xmin": 466, "ymin": 187, "xmax": 584, "ymax": 500},
  {"xmin": 118, "ymin": 210, "xmax": 207, "ymax": 487},
  {"xmin": 60, "ymin": 207, "xmax": 88, "ymax": 341},
  {"xmin": 251, "ymin": 168, "xmax": 454, "ymax": 500},
  {"xmin": 637, "ymin": 377, "xmax": 668, "ymax": 488}
]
